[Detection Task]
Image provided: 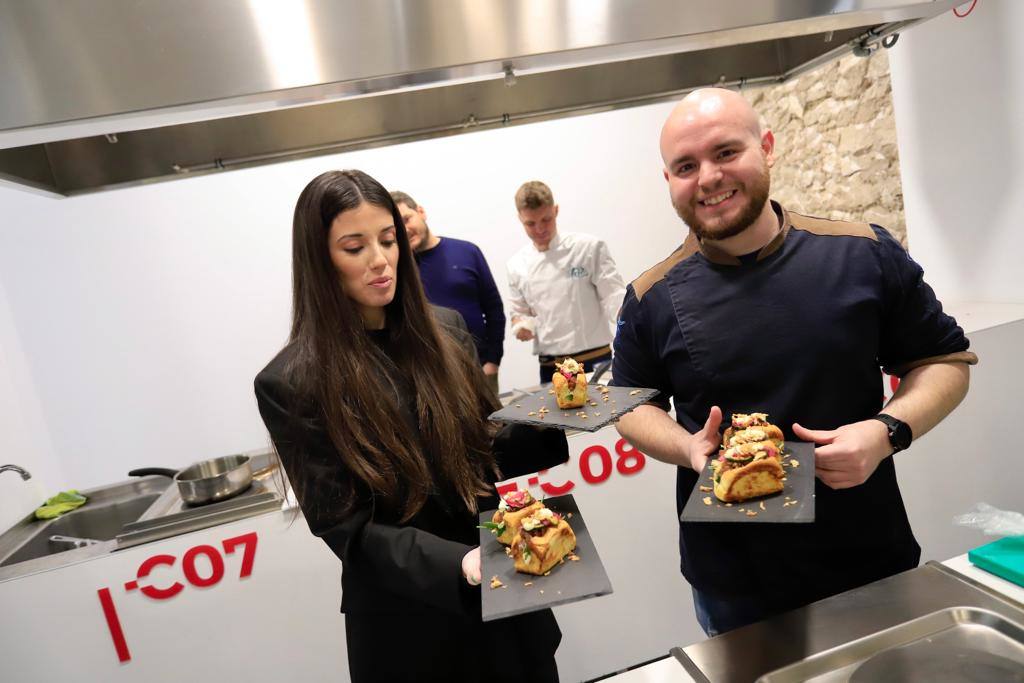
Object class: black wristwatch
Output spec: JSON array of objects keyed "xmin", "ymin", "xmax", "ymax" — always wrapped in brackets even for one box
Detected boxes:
[{"xmin": 871, "ymin": 413, "xmax": 913, "ymax": 454}]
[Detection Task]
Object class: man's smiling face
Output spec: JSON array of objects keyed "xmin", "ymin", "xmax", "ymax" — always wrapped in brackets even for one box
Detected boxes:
[{"xmin": 661, "ymin": 93, "xmax": 774, "ymax": 241}]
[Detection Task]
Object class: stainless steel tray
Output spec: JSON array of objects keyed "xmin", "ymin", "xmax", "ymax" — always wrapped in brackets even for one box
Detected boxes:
[
  {"xmin": 116, "ymin": 485, "xmax": 282, "ymax": 550},
  {"xmin": 757, "ymin": 606, "xmax": 1024, "ymax": 682}
]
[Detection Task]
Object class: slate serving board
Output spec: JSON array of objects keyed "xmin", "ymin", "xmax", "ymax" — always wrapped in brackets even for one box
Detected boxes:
[
  {"xmin": 479, "ymin": 494, "xmax": 613, "ymax": 622},
  {"xmin": 680, "ymin": 441, "xmax": 816, "ymax": 523},
  {"xmin": 488, "ymin": 385, "xmax": 659, "ymax": 433}
]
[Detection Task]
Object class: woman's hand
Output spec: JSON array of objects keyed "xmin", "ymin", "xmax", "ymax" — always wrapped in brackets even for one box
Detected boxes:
[{"xmin": 462, "ymin": 547, "xmax": 482, "ymax": 586}]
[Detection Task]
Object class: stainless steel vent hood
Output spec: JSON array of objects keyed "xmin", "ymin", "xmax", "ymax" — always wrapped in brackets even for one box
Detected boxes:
[{"xmin": 0, "ymin": 0, "xmax": 959, "ymax": 196}]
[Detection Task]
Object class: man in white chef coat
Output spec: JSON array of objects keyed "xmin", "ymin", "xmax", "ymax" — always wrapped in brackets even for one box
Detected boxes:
[{"xmin": 507, "ymin": 180, "xmax": 627, "ymax": 384}]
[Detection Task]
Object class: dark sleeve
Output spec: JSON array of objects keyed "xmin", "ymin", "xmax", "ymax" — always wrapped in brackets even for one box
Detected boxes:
[
  {"xmin": 609, "ymin": 285, "xmax": 672, "ymax": 410},
  {"xmin": 473, "ymin": 244, "xmax": 506, "ymax": 365},
  {"xmin": 874, "ymin": 227, "xmax": 978, "ymax": 377},
  {"xmin": 433, "ymin": 304, "xmax": 479, "ymax": 363},
  {"xmin": 254, "ymin": 367, "xmax": 475, "ymax": 617},
  {"xmin": 492, "ymin": 423, "xmax": 569, "ymax": 479}
]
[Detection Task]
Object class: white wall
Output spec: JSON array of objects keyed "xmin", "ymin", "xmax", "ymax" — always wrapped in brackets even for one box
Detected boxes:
[
  {"xmin": 889, "ymin": 0, "xmax": 1024, "ymax": 304},
  {"xmin": 0, "ymin": 274, "xmax": 61, "ymax": 528},
  {"xmin": 900, "ymin": 319, "xmax": 1024, "ymax": 563},
  {"xmin": 0, "ymin": 101, "xmax": 684, "ymax": 491},
  {"xmin": 0, "ymin": 180, "xmax": 65, "ymax": 524}
]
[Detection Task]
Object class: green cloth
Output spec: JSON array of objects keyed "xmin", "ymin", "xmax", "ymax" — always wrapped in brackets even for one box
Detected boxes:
[{"xmin": 35, "ymin": 490, "xmax": 88, "ymax": 519}]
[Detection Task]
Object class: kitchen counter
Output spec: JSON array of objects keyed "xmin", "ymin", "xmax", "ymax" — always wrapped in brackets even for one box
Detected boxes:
[
  {"xmin": 114, "ymin": 449, "xmax": 283, "ymax": 550},
  {"xmin": 943, "ymin": 552, "xmax": 1024, "ymax": 604},
  {"xmin": 0, "ymin": 494, "xmax": 348, "ymax": 681},
  {"xmin": 602, "ymin": 657, "xmax": 690, "ymax": 682},
  {"xmin": 605, "ymin": 554, "xmax": 1024, "ymax": 682},
  {"xmin": 0, "ymin": 449, "xmax": 284, "ymax": 583}
]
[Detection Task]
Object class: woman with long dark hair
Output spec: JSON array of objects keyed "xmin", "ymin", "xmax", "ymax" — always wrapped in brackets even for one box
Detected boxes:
[{"xmin": 255, "ymin": 170, "xmax": 567, "ymax": 682}]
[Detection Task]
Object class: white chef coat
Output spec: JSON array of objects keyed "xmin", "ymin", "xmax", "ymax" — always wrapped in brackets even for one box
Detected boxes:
[{"xmin": 506, "ymin": 232, "xmax": 626, "ymax": 356}]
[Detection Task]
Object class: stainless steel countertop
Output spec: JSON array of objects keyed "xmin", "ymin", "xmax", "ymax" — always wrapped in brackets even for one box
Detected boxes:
[
  {"xmin": 0, "ymin": 476, "xmax": 168, "ymax": 583},
  {"xmin": 114, "ymin": 449, "xmax": 284, "ymax": 551},
  {"xmin": 673, "ymin": 561, "xmax": 1024, "ymax": 682},
  {"xmin": 128, "ymin": 448, "xmax": 282, "ymax": 524},
  {"xmin": 0, "ymin": 449, "xmax": 285, "ymax": 583}
]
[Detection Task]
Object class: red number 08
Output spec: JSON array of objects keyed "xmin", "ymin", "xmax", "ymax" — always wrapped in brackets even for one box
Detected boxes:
[
  {"xmin": 579, "ymin": 439, "xmax": 645, "ymax": 484},
  {"xmin": 614, "ymin": 439, "xmax": 645, "ymax": 475}
]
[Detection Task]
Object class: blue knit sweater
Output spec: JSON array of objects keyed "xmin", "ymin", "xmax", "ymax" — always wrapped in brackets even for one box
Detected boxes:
[{"xmin": 416, "ymin": 237, "xmax": 506, "ymax": 365}]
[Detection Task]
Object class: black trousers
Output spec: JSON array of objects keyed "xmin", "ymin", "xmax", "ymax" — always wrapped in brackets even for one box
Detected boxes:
[{"xmin": 344, "ymin": 609, "xmax": 560, "ymax": 682}]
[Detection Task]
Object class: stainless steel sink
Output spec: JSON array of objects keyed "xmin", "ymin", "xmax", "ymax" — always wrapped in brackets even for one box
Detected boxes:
[
  {"xmin": 0, "ymin": 494, "xmax": 160, "ymax": 567},
  {"xmin": 673, "ymin": 562, "xmax": 1024, "ymax": 683},
  {"xmin": 0, "ymin": 476, "xmax": 170, "ymax": 579},
  {"xmin": 757, "ymin": 606, "xmax": 1024, "ymax": 682},
  {"xmin": 0, "ymin": 450, "xmax": 283, "ymax": 583}
]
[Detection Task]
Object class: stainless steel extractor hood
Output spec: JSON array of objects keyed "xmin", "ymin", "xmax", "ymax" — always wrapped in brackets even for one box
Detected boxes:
[{"xmin": 0, "ymin": 0, "xmax": 960, "ymax": 196}]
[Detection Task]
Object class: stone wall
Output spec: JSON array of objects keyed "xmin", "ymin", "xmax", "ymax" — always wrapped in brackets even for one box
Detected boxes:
[{"xmin": 746, "ymin": 49, "xmax": 906, "ymax": 245}]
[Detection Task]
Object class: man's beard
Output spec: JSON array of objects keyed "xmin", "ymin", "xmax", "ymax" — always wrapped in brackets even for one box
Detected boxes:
[
  {"xmin": 412, "ymin": 224, "xmax": 432, "ymax": 253},
  {"xmin": 674, "ymin": 165, "xmax": 770, "ymax": 241}
]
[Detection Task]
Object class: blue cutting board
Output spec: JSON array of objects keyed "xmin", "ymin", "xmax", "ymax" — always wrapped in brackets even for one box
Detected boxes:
[{"xmin": 968, "ymin": 536, "xmax": 1024, "ymax": 587}]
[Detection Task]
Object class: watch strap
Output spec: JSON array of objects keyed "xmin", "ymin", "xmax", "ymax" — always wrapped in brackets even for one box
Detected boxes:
[{"xmin": 871, "ymin": 413, "xmax": 912, "ymax": 452}]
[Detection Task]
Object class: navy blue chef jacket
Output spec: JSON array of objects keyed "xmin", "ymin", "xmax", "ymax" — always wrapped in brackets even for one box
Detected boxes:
[{"xmin": 611, "ymin": 202, "xmax": 977, "ymax": 612}]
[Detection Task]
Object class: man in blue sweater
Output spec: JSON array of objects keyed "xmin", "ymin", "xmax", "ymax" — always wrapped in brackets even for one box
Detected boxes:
[{"xmin": 391, "ymin": 191, "xmax": 506, "ymax": 395}]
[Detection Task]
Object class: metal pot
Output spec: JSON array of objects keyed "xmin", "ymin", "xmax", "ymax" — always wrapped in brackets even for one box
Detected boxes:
[{"xmin": 129, "ymin": 454, "xmax": 253, "ymax": 505}]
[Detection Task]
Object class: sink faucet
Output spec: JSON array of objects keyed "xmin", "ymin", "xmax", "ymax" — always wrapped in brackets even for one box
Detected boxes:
[{"xmin": 0, "ymin": 464, "xmax": 31, "ymax": 480}]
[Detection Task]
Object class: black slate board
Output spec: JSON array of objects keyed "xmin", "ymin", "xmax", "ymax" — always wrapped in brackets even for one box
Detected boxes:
[
  {"xmin": 479, "ymin": 494, "xmax": 612, "ymax": 622},
  {"xmin": 680, "ymin": 441, "xmax": 816, "ymax": 523},
  {"xmin": 488, "ymin": 385, "xmax": 659, "ymax": 433}
]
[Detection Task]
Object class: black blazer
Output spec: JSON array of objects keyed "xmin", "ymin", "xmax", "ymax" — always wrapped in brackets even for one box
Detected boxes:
[{"xmin": 253, "ymin": 308, "xmax": 569, "ymax": 619}]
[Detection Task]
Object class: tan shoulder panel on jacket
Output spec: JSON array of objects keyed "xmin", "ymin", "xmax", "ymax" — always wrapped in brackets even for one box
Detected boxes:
[
  {"xmin": 632, "ymin": 233, "xmax": 699, "ymax": 301},
  {"xmin": 886, "ymin": 351, "xmax": 979, "ymax": 378},
  {"xmin": 786, "ymin": 211, "xmax": 877, "ymax": 241}
]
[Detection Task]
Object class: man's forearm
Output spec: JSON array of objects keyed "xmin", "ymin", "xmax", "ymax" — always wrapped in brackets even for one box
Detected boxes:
[
  {"xmin": 506, "ymin": 281, "xmax": 533, "ymax": 324},
  {"xmin": 883, "ymin": 361, "xmax": 970, "ymax": 441},
  {"xmin": 614, "ymin": 404, "xmax": 693, "ymax": 468}
]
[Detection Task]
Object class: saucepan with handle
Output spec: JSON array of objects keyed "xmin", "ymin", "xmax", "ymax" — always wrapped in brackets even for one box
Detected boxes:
[{"xmin": 129, "ymin": 454, "xmax": 253, "ymax": 505}]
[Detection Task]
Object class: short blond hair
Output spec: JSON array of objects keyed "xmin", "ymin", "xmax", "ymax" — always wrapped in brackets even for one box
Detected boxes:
[{"xmin": 515, "ymin": 181, "xmax": 554, "ymax": 211}]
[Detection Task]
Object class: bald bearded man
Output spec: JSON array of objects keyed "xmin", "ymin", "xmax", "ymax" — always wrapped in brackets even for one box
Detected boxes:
[{"xmin": 611, "ymin": 88, "xmax": 977, "ymax": 636}]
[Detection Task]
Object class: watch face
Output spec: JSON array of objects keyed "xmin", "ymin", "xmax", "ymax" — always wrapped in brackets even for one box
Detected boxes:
[
  {"xmin": 876, "ymin": 414, "xmax": 913, "ymax": 451},
  {"xmin": 892, "ymin": 421, "xmax": 913, "ymax": 450}
]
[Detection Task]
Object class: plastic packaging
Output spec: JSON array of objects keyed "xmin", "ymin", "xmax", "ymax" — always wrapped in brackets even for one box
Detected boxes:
[{"xmin": 953, "ymin": 502, "xmax": 1024, "ymax": 537}]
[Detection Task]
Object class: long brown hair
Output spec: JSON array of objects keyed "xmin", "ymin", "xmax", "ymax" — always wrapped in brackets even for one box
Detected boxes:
[{"xmin": 286, "ymin": 170, "xmax": 499, "ymax": 521}]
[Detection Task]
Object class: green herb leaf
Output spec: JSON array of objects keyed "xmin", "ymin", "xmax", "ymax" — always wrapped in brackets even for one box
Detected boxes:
[{"xmin": 478, "ymin": 521, "xmax": 506, "ymax": 536}]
